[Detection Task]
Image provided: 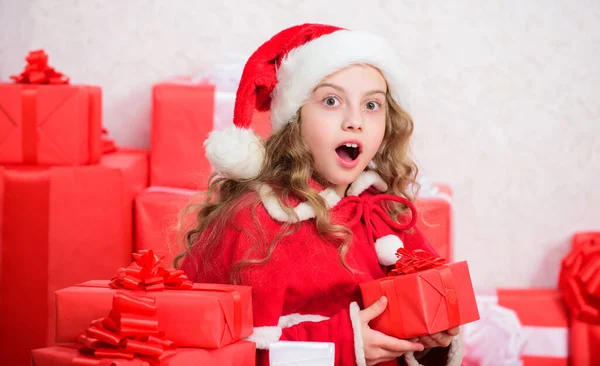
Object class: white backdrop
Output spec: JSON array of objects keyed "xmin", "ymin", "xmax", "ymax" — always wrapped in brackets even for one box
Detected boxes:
[{"xmin": 1, "ymin": 0, "xmax": 599, "ymax": 289}]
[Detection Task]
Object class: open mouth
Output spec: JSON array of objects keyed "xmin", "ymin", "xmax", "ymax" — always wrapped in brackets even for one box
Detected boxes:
[{"xmin": 335, "ymin": 142, "xmax": 361, "ymax": 162}]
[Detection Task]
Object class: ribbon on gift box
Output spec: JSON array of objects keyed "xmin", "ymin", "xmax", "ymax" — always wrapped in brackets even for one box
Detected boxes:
[
  {"xmin": 559, "ymin": 234, "xmax": 600, "ymax": 323},
  {"xmin": 73, "ymin": 291, "xmax": 177, "ymax": 365},
  {"xmin": 10, "ymin": 49, "xmax": 69, "ymax": 85},
  {"xmin": 110, "ymin": 250, "xmax": 193, "ymax": 291}
]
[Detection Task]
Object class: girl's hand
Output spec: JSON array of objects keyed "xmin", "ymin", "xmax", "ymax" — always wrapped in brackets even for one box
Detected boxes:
[
  {"xmin": 359, "ymin": 296, "xmax": 424, "ymax": 365},
  {"xmin": 416, "ymin": 327, "xmax": 459, "ymax": 349}
]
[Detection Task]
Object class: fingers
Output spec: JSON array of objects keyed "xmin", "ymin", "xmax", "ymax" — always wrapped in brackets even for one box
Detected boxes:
[
  {"xmin": 445, "ymin": 327, "xmax": 460, "ymax": 336},
  {"xmin": 372, "ymin": 330, "xmax": 425, "ymax": 353},
  {"xmin": 360, "ymin": 296, "xmax": 388, "ymax": 323},
  {"xmin": 419, "ymin": 331, "xmax": 453, "ymax": 348}
]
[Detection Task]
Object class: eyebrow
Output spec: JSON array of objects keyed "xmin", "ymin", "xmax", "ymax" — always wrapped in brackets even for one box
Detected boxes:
[{"xmin": 314, "ymin": 83, "xmax": 386, "ymax": 97}]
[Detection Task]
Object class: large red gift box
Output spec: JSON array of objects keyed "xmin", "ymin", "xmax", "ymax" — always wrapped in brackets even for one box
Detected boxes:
[
  {"xmin": 359, "ymin": 254, "xmax": 479, "ymax": 338},
  {"xmin": 55, "ymin": 280, "xmax": 253, "ymax": 349},
  {"xmin": 134, "ymin": 186, "xmax": 205, "ymax": 266},
  {"xmin": 415, "ymin": 184, "xmax": 453, "ymax": 261},
  {"xmin": 496, "ymin": 289, "xmax": 570, "ymax": 366},
  {"xmin": 0, "ymin": 83, "xmax": 103, "ymax": 165},
  {"xmin": 0, "ymin": 150, "xmax": 148, "ymax": 365},
  {"xmin": 150, "ymin": 81, "xmax": 271, "ymax": 190},
  {"xmin": 31, "ymin": 342, "xmax": 256, "ymax": 365}
]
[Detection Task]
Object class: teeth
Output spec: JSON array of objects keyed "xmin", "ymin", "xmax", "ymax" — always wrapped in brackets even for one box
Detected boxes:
[{"xmin": 344, "ymin": 143, "xmax": 358, "ymax": 149}]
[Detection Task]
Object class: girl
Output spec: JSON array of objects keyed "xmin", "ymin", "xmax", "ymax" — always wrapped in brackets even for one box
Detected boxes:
[{"xmin": 179, "ymin": 24, "xmax": 463, "ymax": 366}]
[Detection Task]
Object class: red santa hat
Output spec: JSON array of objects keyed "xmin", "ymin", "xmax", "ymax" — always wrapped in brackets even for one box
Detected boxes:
[{"xmin": 205, "ymin": 23, "xmax": 406, "ymax": 180}]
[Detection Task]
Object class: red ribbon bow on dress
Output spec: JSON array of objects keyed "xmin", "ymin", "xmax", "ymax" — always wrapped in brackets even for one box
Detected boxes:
[
  {"xmin": 73, "ymin": 292, "xmax": 176, "ymax": 365},
  {"xmin": 110, "ymin": 250, "xmax": 193, "ymax": 291},
  {"xmin": 10, "ymin": 49, "xmax": 70, "ymax": 84},
  {"xmin": 335, "ymin": 193, "xmax": 418, "ymax": 247},
  {"xmin": 389, "ymin": 248, "xmax": 447, "ymax": 276},
  {"xmin": 559, "ymin": 234, "xmax": 600, "ymax": 324}
]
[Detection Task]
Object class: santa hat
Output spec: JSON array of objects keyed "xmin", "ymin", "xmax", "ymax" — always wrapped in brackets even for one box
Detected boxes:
[{"xmin": 205, "ymin": 23, "xmax": 406, "ymax": 180}]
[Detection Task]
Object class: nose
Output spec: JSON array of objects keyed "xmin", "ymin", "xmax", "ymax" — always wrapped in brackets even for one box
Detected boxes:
[{"xmin": 342, "ymin": 105, "xmax": 363, "ymax": 132}]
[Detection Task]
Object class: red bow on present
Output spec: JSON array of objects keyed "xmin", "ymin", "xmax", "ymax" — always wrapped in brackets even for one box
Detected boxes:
[
  {"xmin": 10, "ymin": 49, "xmax": 70, "ymax": 84},
  {"xmin": 110, "ymin": 250, "xmax": 193, "ymax": 291},
  {"xmin": 559, "ymin": 234, "xmax": 600, "ymax": 324},
  {"xmin": 73, "ymin": 292, "xmax": 176, "ymax": 366},
  {"xmin": 388, "ymin": 248, "xmax": 447, "ymax": 276}
]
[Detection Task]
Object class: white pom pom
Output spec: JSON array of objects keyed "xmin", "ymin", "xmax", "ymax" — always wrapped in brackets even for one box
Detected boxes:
[
  {"xmin": 374, "ymin": 235, "xmax": 404, "ymax": 266},
  {"xmin": 204, "ymin": 127, "xmax": 265, "ymax": 180}
]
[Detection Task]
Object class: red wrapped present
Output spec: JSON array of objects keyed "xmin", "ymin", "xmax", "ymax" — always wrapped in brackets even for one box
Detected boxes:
[
  {"xmin": 415, "ymin": 183, "xmax": 453, "ymax": 261},
  {"xmin": 0, "ymin": 49, "xmax": 103, "ymax": 165},
  {"xmin": 559, "ymin": 231, "xmax": 600, "ymax": 366},
  {"xmin": 0, "ymin": 149, "xmax": 148, "ymax": 365},
  {"xmin": 150, "ymin": 79, "xmax": 271, "ymax": 190},
  {"xmin": 134, "ymin": 186, "xmax": 206, "ymax": 266},
  {"xmin": 359, "ymin": 249, "xmax": 479, "ymax": 338},
  {"xmin": 55, "ymin": 250, "xmax": 253, "ymax": 349},
  {"xmin": 498, "ymin": 289, "xmax": 569, "ymax": 366},
  {"xmin": 31, "ymin": 342, "xmax": 256, "ymax": 365}
]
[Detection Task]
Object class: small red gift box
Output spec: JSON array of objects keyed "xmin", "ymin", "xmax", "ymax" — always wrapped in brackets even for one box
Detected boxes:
[
  {"xmin": 497, "ymin": 289, "xmax": 570, "ymax": 366},
  {"xmin": 31, "ymin": 342, "xmax": 256, "ymax": 365},
  {"xmin": 55, "ymin": 251, "xmax": 253, "ymax": 349},
  {"xmin": 359, "ymin": 250, "xmax": 479, "ymax": 338},
  {"xmin": 150, "ymin": 80, "xmax": 271, "ymax": 190},
  {"xmin": 0, "ymin": 149, "xmax": 148, "ymax": 365},
  {"xmin": 134, "ymin": 186, "xmax": 206, "ymax": 266},
  {"xmin": 0, "ymin": 50, "xmax": 102, "ymax": 165}
]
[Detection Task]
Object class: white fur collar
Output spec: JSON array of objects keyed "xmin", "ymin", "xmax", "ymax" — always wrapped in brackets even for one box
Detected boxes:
[{"xmin": 258, "ymin": 170, "xmax": 388, "ymax": 223}]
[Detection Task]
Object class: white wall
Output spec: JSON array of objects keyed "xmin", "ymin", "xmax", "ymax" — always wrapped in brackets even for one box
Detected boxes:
[{"xmin": 1, "ymin": 0, "xmax": 599, "ymax": 289}]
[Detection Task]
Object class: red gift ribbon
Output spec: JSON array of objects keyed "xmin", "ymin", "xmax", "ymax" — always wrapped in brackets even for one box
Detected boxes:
[
  {"xmin": 10, "ymin": 49, "xmax": 69, "ymax": 85},
  {"xmin": 73, "ymin": 292, "xmax": 177, "ymax": 366},
  {"xmin": 110, "ymin": 250, "xmax": 193, "ymax": 291},
  {"xmin": 559, "ymin": 233, "xmax": 600, "ymax": 324},
  {"xmin": 382, "ymin": 249, "xmax": 459, "ymax": 336}
]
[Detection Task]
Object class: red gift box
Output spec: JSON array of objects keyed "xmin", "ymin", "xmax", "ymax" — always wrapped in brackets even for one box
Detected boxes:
[
  {"xmin": 415, "ymin": 184, "xmax": 453, "ymax": 261},
  {"xmin": 55, "ymin": 280, "xmax": 253, "ymax": 349},
  {"xmin": 31, "ymin": 342, "xmax": 256, "ymax": 365},
  {"xmin": 559, "ymin": 232, "xmax": 600, "ymax": 366},
  {"xmin": 359, "ymin": 252, "xmax": 479, "ymax": 338},
  {"xmin": 150, "ymin": 80, "xmax": 271, "ymax": 190},
  {"xmin": 134, "ymin": 186, "xmax": 206, "ymax": 266},
  {"xmin": 0, "ymin": 150, "xmax": 148, "ymax": 365},
  {"xmin": 0, "ymin": 83, "xmax": 102, "ymax": 165},
  {"xmin": 496, "ymin": 289, "xmax": 570, "ymax": 366}
]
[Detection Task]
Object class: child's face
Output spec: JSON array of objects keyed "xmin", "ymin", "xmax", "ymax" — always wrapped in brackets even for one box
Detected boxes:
[{"xmin": 300, "ymin": 64, "xmax": 387, "ymax": 189}]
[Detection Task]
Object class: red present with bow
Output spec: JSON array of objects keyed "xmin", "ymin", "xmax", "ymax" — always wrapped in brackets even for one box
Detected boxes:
[
  {"xmin": 55, "ymin": 250, "xmax": 253, "ymax": 349},
  {"xmin": 0, "ymin": 49, "xmax": 103, "ymax": 165},
  {"xmin": 359, "ymin": 249, "xmax": 479, "ymax": 338},
  {"xmin": 559, "ymin": 232, "xmax": 600, "ymax": 366}
]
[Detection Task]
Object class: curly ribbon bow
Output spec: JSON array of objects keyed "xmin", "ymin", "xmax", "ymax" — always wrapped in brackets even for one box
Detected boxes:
[
  {"xmin": 559, "ymin": 234, "xmax": 600, "ymax": 324},
  {"xmin": 10, "ymin": 49, "xmax": 69, "ymax": 84},
  {"xmin": 335, "ymin": 194, "xmax": 417, "ymax": 246},
  {"xmin": 73, "ymin": 292, "xmax": 177, "ymax": 365},
  {"xmin": 110, "ymin": 250, "xmax": 193, "ymax": 291},
  {"xmin": 389, "ymin": 248, "xmax": 447, "ymax": 276}
]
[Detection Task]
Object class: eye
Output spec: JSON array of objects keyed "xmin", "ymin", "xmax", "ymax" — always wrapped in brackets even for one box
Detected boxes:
[
  {"xmin": 322, "ymin": 96, "xmax": 340, "ymax": 107},
  {"xmin": 365, "ymin": 101, "xmax": 382, "ymax": 111}
]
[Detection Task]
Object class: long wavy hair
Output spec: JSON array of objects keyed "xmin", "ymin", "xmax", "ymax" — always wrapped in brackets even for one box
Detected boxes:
[{"xmin": 175, "ymin": 92, "xmax": 419, "ymax": 284}]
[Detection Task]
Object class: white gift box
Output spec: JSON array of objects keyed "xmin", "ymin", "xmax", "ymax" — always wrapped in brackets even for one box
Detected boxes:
[{"xmin": 270, "ymin": 341, "xmax": 335, "ymax": 366}]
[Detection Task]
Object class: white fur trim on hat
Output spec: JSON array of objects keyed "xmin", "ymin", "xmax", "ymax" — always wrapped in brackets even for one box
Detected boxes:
[
  {"xmin": 246, "ymin": 313, "xmax": 330, "ymax": 350},
  {"xmin": 374, "ymin": 235, "xmax": 404, "ymax": 266},
  {"xmin": 270, "ymin": 29, "xmax": 406, "ymax": 133},
  {"xmin": 204, "ymin": 126, "xmax": 265, "ymax": 180},
  {"xmin": 404, "ymin": 334, "xmax": 464, "ymax": 366}
]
